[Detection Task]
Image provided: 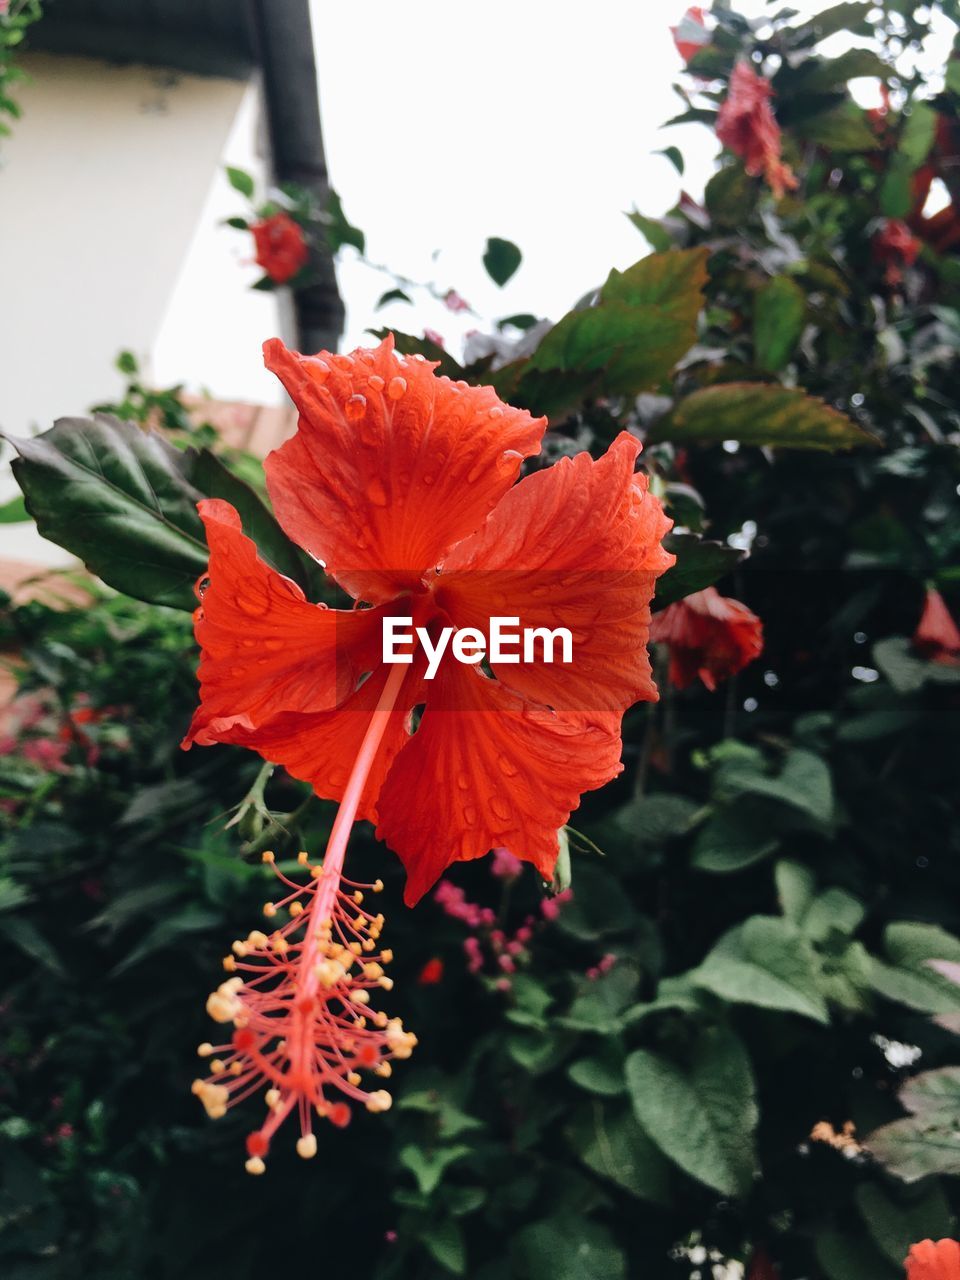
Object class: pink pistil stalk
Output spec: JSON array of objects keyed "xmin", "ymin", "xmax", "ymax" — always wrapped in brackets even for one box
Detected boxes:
[{"xmin": 192, "ymin": 662, "xmax": 417, "ymax": 1173}]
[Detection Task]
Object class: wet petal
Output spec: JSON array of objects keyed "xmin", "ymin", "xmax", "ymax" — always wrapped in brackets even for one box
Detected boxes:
[
  {"xmin": 263, "ymin": 335, "xmax": 546, "ymax": 604},
  {"xmin": 376, "ymin": 661, "xmax": 624, "ymax": 905},
  {"xmin": 437, "ymin": 433, "xmax": 674, "ymax": 715},
  {"xmin": 182, "ymin": 499, "xmax": 383, "ymax": 748}
]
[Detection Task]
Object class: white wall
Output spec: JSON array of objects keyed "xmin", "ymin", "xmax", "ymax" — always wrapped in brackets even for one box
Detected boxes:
[{"xmin": 0, "ymin": 53, "xmax": 281, "ymax": 566}]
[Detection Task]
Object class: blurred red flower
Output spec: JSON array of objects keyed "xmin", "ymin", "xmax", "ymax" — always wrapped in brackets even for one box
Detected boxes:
[
  {"xmin": 913, "ymin": 588, "xmax": 960, "ymax": 665},
  {"xmin": 747, "ymin": 1246, "xmax": 780, "ymax": 1279},
  {"xmin": 671, "ymin": 7, "xmax": 709, "ymax": 64},
  {"xmin": 183, "ymin": 335, "xmax": 674, "ymax": 903},
  {"xmin": 872, "ymin": 218, "xmax": 921, "ymax": 285},
  {"xmin": 906, "ymin": 1239, "xmax": 960, "ymax": 1279},
  {"xmin": 716, "ymin": 62, "xmax": 798, "ymax": 200},
  {"xmin": 417, "ymin": 957, "xmax": 444, "ymax": 985},
  {"xmin": 650, "ymin": 586, "xmax": 763, "ymax": 691},
  {"xmin": 250, "ymin": 212, "xmax": 308, "ymax": 285}
]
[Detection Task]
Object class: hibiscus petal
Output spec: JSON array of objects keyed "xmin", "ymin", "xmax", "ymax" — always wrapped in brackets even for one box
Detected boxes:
[
  {"xmin": 376, "ymin": 661, "xmax": 624, "ymax": 905},
  {"xmin": 182, "ymin": 499, "xmax": 384, "ymax": 748},
  {"xmin": 436, "ymin": 432, "xmax": 673, "ymax": 715},
  {"xmin": 263, "ymin": 335, "xmax": 546, "ymax": 604},
  {"xmin": 217, "ymin": 664, "xmax": 417, "ymax": 824}
]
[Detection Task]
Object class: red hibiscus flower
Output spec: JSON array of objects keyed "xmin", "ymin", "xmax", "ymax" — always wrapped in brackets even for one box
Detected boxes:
[
  {"xmin": 250, "ymin": 212, "xmax": 309, "ymax": 285},
  {"xmin": 907, "ymin": 1239, "xmax": 960, "ymax": 1279},
  {"xmin": 183, "ymin": 335, "xmax": 673, "ymax": 903},
  {"xmin": 417, "ymin": 957, "xmax": 444, "ymax": 985},
  {"xmin": 913, "ymin": 588, "xmax": 960, "ymax": 665},
  {"xmin": 649, "ymin": 586, "xmax": 763, "ymax": 691},
  {"xmin": 872, "ymin": 218, "xmax": 922, "ymax": 285},
  {"xmin": 671, "ymin": 6, "xmax": 709, "ymax": 64},
  {"xmin": 716, "ymin": 62, "xmax": 798, "ymax": 200}
]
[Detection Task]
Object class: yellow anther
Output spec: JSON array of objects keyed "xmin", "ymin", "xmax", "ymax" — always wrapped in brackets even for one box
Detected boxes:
[
  {"xmin": 232, "ymin": 940, "xmax": 248, "ymax": 956},
  {"xmin": 206, "ymin": 977, "xmax": 244, "ymax": 1024},
  {"xmin": 193, "ymin": 1080, "xmax": 229, "ymax": 1119},
  {"xmin": 289, "ymin": 901, "xmax": 304, "ymax": 917},
  {"xmin": 353, "ymin": 891, "xmax": 364, "ymax": 904},
  {"xmin": 373, "ymin": 879, "xmax": 384, "ymax": 893},
  {"xmin": 210, "ymin": 1059, "xmax": 225, "ymax": 1075},
  {"xmin": 375, "ymin": 1062, "xmax": 393, "ymax": 1078},
  {"xmin": 372, "ymin": 1011, "xmax": 388, "ymax": 1028},
  {"xmin": 353, "ymin": 915, "xmax": 366, "ymax": 929},
  {"xmin": 310, "ymin": 865, "xmax": 323, "ymax": 879},
  {"xmin": 197, "ymin": 1043, "xmax": 214, "ymax": 1057},
  {"xmin": 247, "ymin": 930, "xmax": 268, "ymax": 948},
  {"xmin": 365, "ymin": 1090, "xmax": 392, "ymax": 1113},
  {"xmin": 222, "ymin": 955, "xmax": 237, "ymax": 972},
  {"xmin": 296, "ymin": 1134, "xmax": 318, "ymax": 1159},
  {"xmin": 348, "ymin": 941, "xmax": 363, "ymax": 956},
  {"xmin": 380, "ymin": 977, "xmax": 394, "ymax": 991},
  {"xmin": 363, "ymin": 963, "xmax": 383, "ymax": 980},
  {"xmin": 297, "ymin": 851, "xmax": 310, "ymax": 866},
  {"xmin": 245, "ymin": 1156, "xmax": 266, "ymax": 1175},
  {"xmin": 352, "ymin": 989, "xmax": 370, "ymax": 1006},
  {"xmin": 347, "ymin": 1070, "xmax": 361, "ymax": 1086},
  {"xmin": 362, "ymin": 939, "xmax": 376, "ymax": 952},
  {"xmin": 265, "ymin": 1088, "xmax": 281, "ymax": 1108},
  {"xmin": 380, "ymin": 949, "xmax": 394, "ymax": 964},
  {"xmin": 261, "ymin": 850, "xmax": 275, "ymax": 864},
  {"xmin": 230, "ymin": 1062, "xmax": 242, "ymax": 1076},
  {"xmin": 263, "ymin": 902, "xmax": 277, "ymax": 918}
]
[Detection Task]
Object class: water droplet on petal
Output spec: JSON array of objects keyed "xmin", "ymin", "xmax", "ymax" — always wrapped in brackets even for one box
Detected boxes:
[
  {"xmin": 263, "ymin": 638, "xmax": 284, "ymax": 652},
  {"xmin": 332, "ymin": 354, "xmax": 353, "ymax": 371},
  {"xmin": 422, "ymin": 473, "xmax": 436, "ymax": 485},
  {"xmin": 235, "ymin": 593, "xmax": 269, "ymax": 617},
  {"xmin": 490, "ymin": 796, "xmax": 511, "ymax": 820},
  {"xmin": 367, "ymin": 477, "xmax": 388, "ymax": 506},
  {"xmin": 488, "ymin": 406, "xmax": 504, "ymax": 419},
  {"xmin": 241, "ymin": 638, "xmax": 257, "ymax": 648},
  {"xmin": 466, "ymin": 461, "xmax": 486, "ymax": 484},
  {"xmin": 387, "ymin": 376, "xmax": 407, "ymax": 400},
  {"xmin": 304, "ymin": 358, "xmax": 330, "ymax": 381},
  {"xmin": 345, "ymin": 394, "xmax": 366, "ymax": 422},
  {"xmin": 497, "ymin": 755, "xmax": 518, "ymax": 777},
  {"xmin": 456, "ymin": 773, "xmax": 470, "ymax": 790},
  {"xmin": 368, "ymin": 374, "xmax": 385, "ymax": 391},
  {"xmin": 463, "ymin": 805, "xmax": 477, "ymax": 825}
]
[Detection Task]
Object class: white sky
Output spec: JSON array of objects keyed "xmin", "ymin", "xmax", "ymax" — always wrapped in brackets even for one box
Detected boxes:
[{"xmin": 154, "ymin": 0, "xmax": 954, "ymax": 403}]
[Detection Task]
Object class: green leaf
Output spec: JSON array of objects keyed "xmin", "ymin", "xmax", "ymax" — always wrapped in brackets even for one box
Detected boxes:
[
  {"xmin": 482, "ymin": 237, "xmax": 522, "ymax": 286},
  {"xmin": 498, "ymin": 249, "xmax": 707, "ymax": 417},
  {"xmin": 567, "ymin": 1049, "xmax": 626, "ymax": 1097},
  {"xmin": 398, "ymin": 1144, "xmax": 472, "ymax": 1196},
  {"xmin": 717, "ymin": 748, "xmax": 834, "ymax": 826},
  {"xmin": 657, "ymin": 145, "xmax": 684, "ymax": 175},
  {"xmin": 654, "ymin": 532, "xmax": 743, "ymax": 608},
  {"xmin": 225, "ymin": 166, "xmax": 255, "ymax": 199},
  {"xmin": 561, "ymin": 966, "xmax": 639, "ymax": 1033},
  {"xmin": 182, "ymin": 447, "xmax": 316, "ymax": 593},
  {"xmin": 0, "ymin": 917, "xmax": 63, "ymax": 975},
  {"xmin": 0, "ymin": 495, "xmax": 28, "ymax": 523},
  {"xmin": 420, "ymin": 1219, "xmax": 466, "ymax": 1275},
  {"xmin": 6, "ymin": 414, "xmax": 208, "ymax": 610},
  {"xmin": 794, "ymin": 3, "xmax": 872, "ymax": 43},
  {"xmin": 899, "ymin": 1067, "xmax": 960, "ymax": 1122},
  {"xmin": 899, "ymin": 102, "xmax": 937, "ymax": 168},
  {"xmin": 224, "ymin": 216, "xmax": 250, "ymax": 231},
  {"xmin": 566, "ymin": 1101, "xmax": 672, "ymax": 1204},
  {"xmin": 325, "ymin": 189, "xmax": 365, "ymax": 254},
  {"xmin": 814, "ymin": 1230, "xmax": 899, "ymax": 1280},
  {"xmin": 650, "ymin": 383, "xmax": 877, "ymax": 451},
  {"xmin": 754, "ymin": 277, "xmax": 806, "ymax": 372},
  {"xmin": 795, "ymin": 102, "xmax": 879, "ymax": 151},
  {"xmin": 625, "ymin": 1025, "xmax": 758, "ymax": 1196},
  {"xmin": 513, "ymin": 1217, "xmax": 626, "ymax": 1280},
  {"xmin": 870, "ymin": 923, "xmax": 960, "ymax": 1014},
  {"xmin": 691, "ymin": 800, "xmax": 781, "ymax": 874},
  {"xmin": 375, "ymin": 287, "xmax": 412, "ymax": 308},
  {"xmin": 497, "ymin": 313, "xmax": 539, "ymax": 331},
  {"xmin": 776, "ymin": 860, "xmax": 816, "ymax": 924},
  {"xmin": 692, "ymin": 916, "xmax": 830, "ymax": 1023},
  {"xmin": 366, "ymin": 328, "xmax": 465, "ymax": 381},
  {"xmin": 855, "ymin": 1180, "xmax": 953, "ymax": 1267},
  {"xmin": 626, "ymin": 211, "xmax": 674, "ymax": 253},
  {"xmin": 789, "ymin": 48, "xmax": 888, "ymax": 93},
  {"xmin": 866, "ymin": 1117, "xmax": 960, "ymax": 1183}
]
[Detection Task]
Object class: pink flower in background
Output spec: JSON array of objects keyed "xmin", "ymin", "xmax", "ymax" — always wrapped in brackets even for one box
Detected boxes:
[
  {"xmin": 872, "ymin": 218, "xmax": 921, "ymax": 285},
  {"xmin": 541, "ymin": 888, "xmax": 573, "ymax": 922},
  {"xmin": 491, "ymin": 847, "xmax": 523, "ymax": 880},
  {"xmin": 913, "ymin": 588, "xmax": 960, "ymax": 665},
  {"xmin": 716, "ymin": 62, "xmax": 798, "ymax": 200},
  {"xmin": 423, "ymin": 327, "xmax": 445, "ymax": 348},
  {"xmin": 443, "ymin": 289, "xmax": 470, "ymax": 313},
  {"xmin": 586, "ymin": 953, "xmax": 617, "ymax": 981}
]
